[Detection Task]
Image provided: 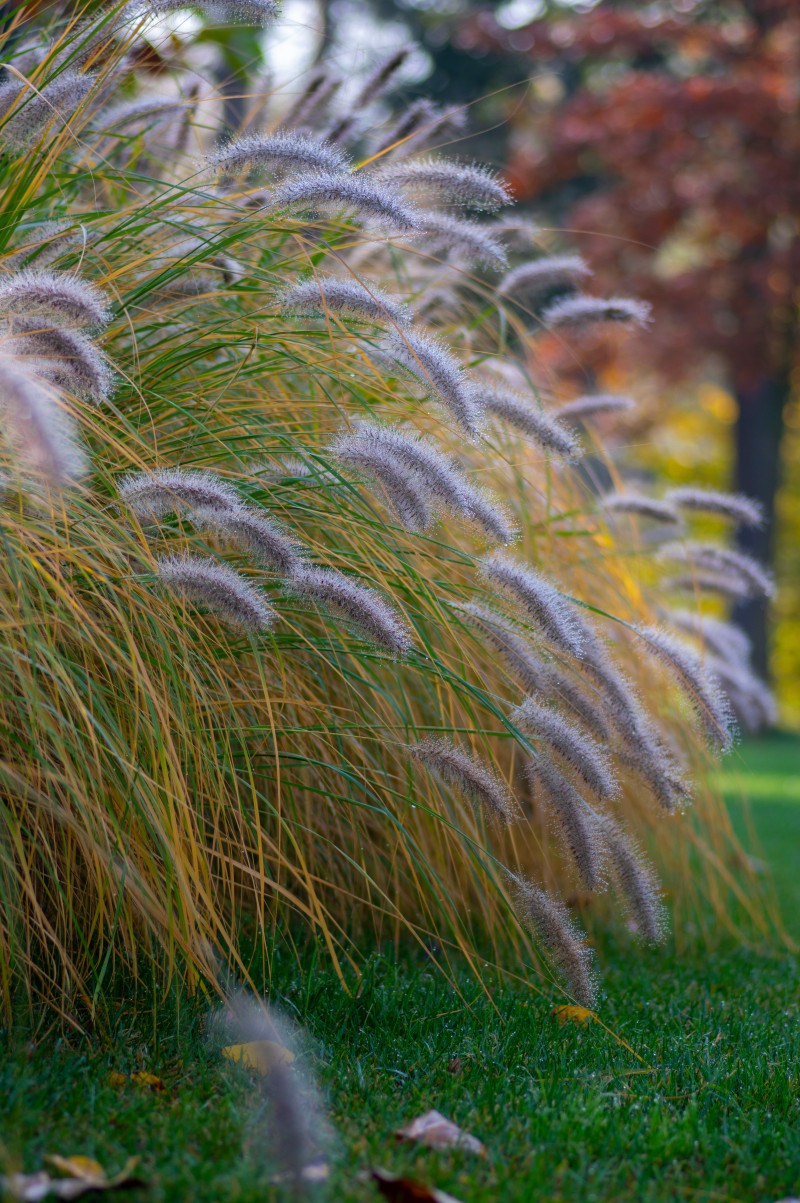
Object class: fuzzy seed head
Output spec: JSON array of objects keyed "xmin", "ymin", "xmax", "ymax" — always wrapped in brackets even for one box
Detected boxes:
[
  {"xmin": 480, "ymin": 553, "xmax": 587, "ymax": 657},
  {"xmin": 480, "ymin": 383, "xmax": 579, "ymax": 458},
  {"xmin": 277, "ymin": 276, "xmax": 412, "ymax": 327},
  {"xmin": 382, "ymin": 330, "xmax": 480, "ymax": 435},
  {"xmin": 0, "ymin": 271, "xmax": 111, "ymax": 329},
  {"xmin": 598, "ymin": 818, "xmax": 666, "ymax": 944},
  {"xmin": 659, "ymin": 541, "xmax": 774, "ymax": 600},
  {"xmin": 4, "ymin": 320, "xmax": 113, "ymax": 403},
  {"xmin": 119, "ymin": 468, "xmax": 241, "ymax": 519},
  {"xmin": 287, "ymin": 566, "xmax": 413, "ymax": 655},
  {"xmin": 555, "ymin": 394, "xmax": 636, "ymax": 424},
  {"xmin": 332, "ymin": 435, "xmax": 433, "ymax": 533},
  {"xmin": 526, "ymin": 758, "xmax": 603, "ymax": 890},
  {"xmin": 601, "ymin": 491, "xmax": 680, "ymax": 525},
  {"xmin": 193, "ymin": 506, "xmax": 303, "ymax": 575},
  {"xmin": 668, "ymin": 609, "xmax": 752, "ymax": 667},
  {"xmin": 338, "ymin": 422, "xmax": 510, "ymax": 540},
  {"xmin": 665, "ymin": 486, "xmax": 764, "ymax": 528},
  {"xmin": 0, "ymin": 356, "xmax": 85, "ymax": 485},
  {"xmin": 512, "ymin": 696, "xmax": 618, "ymax": 800},
  {"xmin": 207, "ymin": 132, "xmax": 349, "ymax": 177},
  {"xmin": 636, "ymin": 623, "xmax": 736, "ymax": 753},
  {"xmin": 542, "ymin": 294, "xmax": 651, "ymax": 330},
  {"xmin": 1, "ymin": 73, "xmax": 95, "ymax": 147},
  {"xmin": 414, "ymin": 212, "xmax": 508, "ymax": 268},
  {"xmin": 157, "ymin": 554, "xmax": 275, "ymax": 632},
  {"xmin": 499, "ymin": 255, "xmax": 591, "ymax": 302},
  {"xmin": 510, "ymin": 876, "xmax": 596, "ymax": 1006},
  {"xmin": 267, "ymin": 172, "xmax": 418, "ymax": 231},
  {"xmin": 410, "ymin": 737, "xmax": 519, "ymax": 825},
  {"xmin": 376, "ymin": 157, "xmax": 513, "ymax": 212}
]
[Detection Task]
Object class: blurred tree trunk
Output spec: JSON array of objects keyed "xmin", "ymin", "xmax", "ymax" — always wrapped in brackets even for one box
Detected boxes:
[{"xmin": 733, "ymin": 376, "xmax": 788, "ymax": 680}]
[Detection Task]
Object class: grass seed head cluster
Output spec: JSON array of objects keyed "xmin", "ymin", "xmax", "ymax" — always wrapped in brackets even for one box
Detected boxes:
[{"xmin": 0, "ymin": 0, "xmax": 780, "ymax": 1017}]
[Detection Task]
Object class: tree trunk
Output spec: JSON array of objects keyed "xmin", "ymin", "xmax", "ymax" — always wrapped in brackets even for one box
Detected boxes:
[{"xmin": 732, "ymin": 375, "xmax": 787, "ymax": 681}]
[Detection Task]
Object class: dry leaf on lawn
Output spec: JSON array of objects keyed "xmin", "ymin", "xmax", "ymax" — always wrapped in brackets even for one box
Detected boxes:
[
  {"xmin": 395, "ymin": 1109, "xmax": 485, "ymax": 1154},
  {"xmin": 2, "ymin": 1156, "xmax": 145, "ymax": 1200},
  {"xmin": 551, "ymin": 1004, "xmax": 598, "ymax": 1026},
  {"xmin": 221, "ymin": 1039, "xmax": 295, "ymax": 1074},
  {"xmin": 371, "ymin": 1167, "xmax": 464, "ymax": 1203},
  {"xmin": 108, "ymin": 1072, "xmax": 128, "ymax": 1089}
]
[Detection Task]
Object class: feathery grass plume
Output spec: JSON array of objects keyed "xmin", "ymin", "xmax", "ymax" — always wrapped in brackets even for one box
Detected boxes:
[
  {"xmin": 480, "ymin": 553, "xmax": 586, "ymax": 657},
  {"xmin": 542, "ymin": 295, "xmax": 652, "ymax": 330},
  {"xmin": 452, "ymin": 601, "xmax": 609, "ymax": 736},
  {"xmin": 376, "ymin": 158, "xmax": 513, "ymax": 212},
  {"xmin": 452, "ymin": 601, "xmax": 542, "ymax": 694},
  {"xmin": 192, "ymin": 505, "xmax": 303, "ymax": 575},
  {"xmin": 409, "ymin": 737, "xmax": 519, "ymax": 825},
  {"xmin": 337, "ymin": 422, "xmax": 513, "ymax": 540},
  {"xmin": 525, "ymin": 758, "xmax": 603, "ymax": 890},
  {"xmin": 555, "ymin": 393, "xmax": 637, "ymax": 424},
  {"xmin": 157, "ymin": 554, "xmax": 275, "ymax": 632},
  {"xmin": 0, "ymin": 271, "xmax": 111, "ymax": 329},
  {"xmin": 663, "ymin": 570, "xmax": 750, "ymax": 600},
  {"xmin": 281, "ymin": 65, "xmax": 343, "ymax": 129},
  {"xmin": 332, "ymin": 434, "xmax": 433, "ymax": 533},
  {"xmin": 668, "ymin": 609, "xmax": 752, "ymax": 666},
  {"xmin": 119, "ymin": 468, "xmax": 242, "ymax": 519},
  {"xmin": 665, "ymin": 486, "xmax": 764, "ymax": 528},
  {"xmin": 601, "ymin": 491, "xmax": 681, "ymax": 525},
  {"xmin": 353, "ymin": 44, "xmax": 414, "ymax": 109},
  {"xmin": 414, "ymin": 212, "xmax": 508, "ymax": 268},
  {"xmin": 276, "ymin": 276, "xmax": 412, "ymax": 328},
  {"xmin": 709, "ymin": 656, "xmax": 776, "ymax": 735},
  {"xmin": 206, "ymin": 132, "xmax": 349, "ymax": 177},
  {"xmin": 480, "ymin": 383, "xmax": 579, "ymax": 458},
  {"xmin": 212, "ymin": 994, "xmax": 327, "ymax": 1187},
  {"xmin": 325, "ymin": 47, "xmax": 415, "ymax": 146},
  {"xmin": 371, "ymin": 99, "xmax": 439, "ymax": 156},
  {"xmin": 267, "ymin": 172, "xmax": 418, "ymax": 231},
  {"xmin": 636, "ymin": 623, "xmax": 736, "ymax": 753},
  {"xmin": 0, "ymin": 356, "xmax": 85, "ymax": 485},
  {"xmin": 286, "ymin": 566, "xmax": 413, "ymax": 655},
  {"xmin": 510, "ymin": 876, "xmax": 595, "ymax": 1006},
  {"xmin": 512, "ymin": 696, "xmax": 618, "ymax": 800},
  {"xmin": 126, "ymin": 0, "xmax": 279, "ymax": 24},
  {"xmin": 381, "ymin": 329, "xmax": 480, "ymax": 434},
  {"xmin": 4, "ymin": 221, "xmax": 82, "ymax": 271},
  {"xmin": 1, "ymin": 73, "xmax": 95, "ymax": 148},
  {"xmin": 658, "ymin": 541, "xmax": 774, "ymax": 600},
  {"xmin": 491, "ymin": 219, "xmax": 545, "ymax": 251},
  {"xmin": 597, "ymin": 818, "xmax": 666, "ymax": 944},
  {"xmin": 578, "ymin": 643, "xmax": 688, "ymax": 809},
  {"xmin": 498, "ymin": 255, "xmax": 591, "ymax": 303},
  {"xmin": 6, "ymin": 320, "xmax": 113, "ymax": 402}
]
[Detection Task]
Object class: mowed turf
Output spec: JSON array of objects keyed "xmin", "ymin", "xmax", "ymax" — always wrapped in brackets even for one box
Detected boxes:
[{"xmin": 2, "ymin": 739, "xmax": 799, "ymax": 1203}]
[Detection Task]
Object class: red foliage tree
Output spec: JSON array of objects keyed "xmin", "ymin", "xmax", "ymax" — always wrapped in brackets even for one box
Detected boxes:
[{"xmin": 464, "ymin": 0, "xmax": 800, "ymax": 676}]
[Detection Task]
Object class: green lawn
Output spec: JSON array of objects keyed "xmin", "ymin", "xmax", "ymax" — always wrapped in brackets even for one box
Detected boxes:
[{"xmin": 2, "ymin": 738, "xmax": 799, "ymax": 1203}]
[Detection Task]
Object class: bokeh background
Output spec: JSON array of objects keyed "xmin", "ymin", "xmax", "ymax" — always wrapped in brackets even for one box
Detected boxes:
[{"xmin": 207, "ymin": 0, "xmax": 798, "ymax": 725}]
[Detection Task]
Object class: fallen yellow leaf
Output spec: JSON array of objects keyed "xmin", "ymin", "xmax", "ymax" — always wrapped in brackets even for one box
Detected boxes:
[
  {"xmin": 107, "ymin": 1072, "xmax": 127, "ymax": 1089},
  {"xmin": 221, "ymin": 1040, "xmax": 295, "ymax": 1074},
  {"xmin": 551, "ymin": 1004, "xmax": 598, "ymax": 1026}
]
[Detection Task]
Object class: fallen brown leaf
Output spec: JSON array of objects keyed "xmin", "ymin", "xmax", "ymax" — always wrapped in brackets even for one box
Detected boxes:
[
  {"xmin": 395, "ymin": 1109, "xmax": 484, "ymax": 1155},
  {"xmin": 445, "ymin": 1058, "xmax": 463, "ymax": 1076},
  {"xmin": 370, "ymin": 1167, "xmax": 464, "ymax": 1203}
]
